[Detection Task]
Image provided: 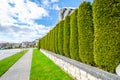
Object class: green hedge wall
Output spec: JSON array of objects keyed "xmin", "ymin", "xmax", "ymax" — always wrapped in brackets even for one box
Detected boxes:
[
  {"xmin": 54, "ymin": 25, "xmax": 58, "ymax": 53},
  {"xmin": 49, "ymin": 31, "xmax": 52, "ymax": 51},
  {"xmin": 48, "ymin": 32, "xmax": 51, "ymax": 51},
  {"xmin": 39, "ymin": 0, "xmax": 120, "ymax": 73},
  {"xmin": 46, "ymin": 33, "xmax": 49, "ymax": 50},
  {"xmin": 58, "ymin": 20, "xmax": 64, "ymax": 55},
  {"xmin": 78, "ymin": 1, "xmax": 94, "ymax": 65},
  {"xmin": 41, "ymin": 37, "xmax": 45, "ymax": 49},
  {"xmin": 44, "ymin": 35, "xmax": 47, "ymax": 49},
  {"xmin": 93, "ymin": 0, "xmax": 120, "ymax": 72},
  {"xmin": 44, "ymin": 37, "xmax": 46, "ymax": 49},
  {"xmin": 70, "ymin": 9, "xmax": 80, "ymax": 61},
  {"xmin": 63, "ymin": 15, "xmax": 70, "ymax": 57},
  {"xmin": 46, "ymin": 34, "xmax": 49, "ymax": 50},
  {"xmin": 37, "ymin": 39, "xmax": 40, "ymax": 49},
  {"xmin": 52, "ymin": 29, "xmax": 55, "ymax": 52}
]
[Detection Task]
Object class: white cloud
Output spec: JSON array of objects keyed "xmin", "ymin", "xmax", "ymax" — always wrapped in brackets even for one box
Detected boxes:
[
  {"xmin": 0, "ymin": 0, "xmax": 51, "ymax": 43},
  {"xmin": 41, "ymin": 0, "xmax": 60, "ymax": 10},
  {"xmin": 0, "ymin": 24, "xmax": 51, "ymax": 43},
  {"xmin": 42, "ymin": 0, "xmax": 50, "ymax": 6},
  {"xmin": 51, "ymin": 0, "xmax": 59, "ymax": 3},
  {"xmin": 0, "ymin": 0, "xmax": 60, "ymax": 43},
  {"xmin": 0, "ymin": 0, "xmax": 49, "ymax": 26},
  {"xmin": 0, "ymin": 0, "xmax": 17, "ymax": 26}
]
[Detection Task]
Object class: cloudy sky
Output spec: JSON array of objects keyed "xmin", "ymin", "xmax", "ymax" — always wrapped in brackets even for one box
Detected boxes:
[{"xmin": 0, "ymin": 0, "xmax": 92, "ymax": 43}]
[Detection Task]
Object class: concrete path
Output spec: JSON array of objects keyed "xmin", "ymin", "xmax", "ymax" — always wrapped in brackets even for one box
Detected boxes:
[{"xmin": 0, "ymin": 49, "xmax": 33, "ymax": 80}]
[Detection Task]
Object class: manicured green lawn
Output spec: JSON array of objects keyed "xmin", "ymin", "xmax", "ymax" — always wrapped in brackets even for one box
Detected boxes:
[
  {"xmin": 0, "ymin": 50, "xmax": 28, "ymax": 76},
  {"xmin": 30, "ymin": 49, "xmax": 73, "ymax": 80}
]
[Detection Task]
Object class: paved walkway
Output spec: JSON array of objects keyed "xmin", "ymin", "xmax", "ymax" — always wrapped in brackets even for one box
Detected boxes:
[{"xmin": 0, "ymin": 49, "xmax": 33, "ymax": 80}]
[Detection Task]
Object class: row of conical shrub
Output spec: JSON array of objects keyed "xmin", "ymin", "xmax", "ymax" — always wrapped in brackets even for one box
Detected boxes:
[{"xmin": 38, "ymin": 1, "xmax": 120, "ymax": 73}]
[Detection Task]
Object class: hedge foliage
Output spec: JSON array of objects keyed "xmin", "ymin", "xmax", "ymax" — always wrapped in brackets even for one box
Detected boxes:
[
  {"xmin": 39, "ymin": 0, "xmax": 120, "ymax": 73},
  {"xmin": 37, "ymin": 39, "xmax": 40, "ymax": 49},
  {"xmin": 70, "ymin": 9, "xmax": 80, "ymax": 61},
  {"xmin": 58, "ymin": 20, "xmax": 64, "ymax": 55},
  {"xmin": 48, "ymin": 31, "xmax": 52, "ymax": 51},
  {"xmin": 93, "ymin": 0, "xmax": 120, "ymax": 72},
  {"xmin": 54, "ymin": 24, "xmax": 59, "ymax": 53},
  {"xmin": 78, "ymin": 2, "xmax": 94, "ymax": 65},
  {"xmin": 63, "ymin": 15, "xmax": 70, "ymax": 57},
  {"xmin": 48, "ymin": 32, "xmax": 51, "ymax": 51},
  {"xmin": 51, "ymin": 29, "xmax": 54, "ymax": 52}
]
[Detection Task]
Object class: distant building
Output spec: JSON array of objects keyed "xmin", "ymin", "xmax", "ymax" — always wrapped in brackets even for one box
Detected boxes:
[
  {"xmin": 58, "ymin": 7, "xmax": 74, "ymax": 21},
  {"xmin": 21, "ymin": 42, "xmax": 29, "ymax": 48},
  {"xmin": 21, "ymin": 41, "xmax": 35, "ymax": 48},
  {"xmin": 0, "ymin": 43, "xmax": 11, "ymax": 49},
  {"xmin": 12, "ymin": 43, "xmax": 20, "ymax": 48},
  {"xmin": 0, "ymin": 41, "xmax": 35, "ymax": 49}
]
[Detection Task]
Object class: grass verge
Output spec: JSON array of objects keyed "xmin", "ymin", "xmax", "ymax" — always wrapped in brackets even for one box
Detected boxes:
[
  {"xmin": 0, "ymin": 49, "xmax": 28, "ymax": 76},
  {"xmin": 30, "ymin": 49, "xmax": 73, "ymax": 80}
]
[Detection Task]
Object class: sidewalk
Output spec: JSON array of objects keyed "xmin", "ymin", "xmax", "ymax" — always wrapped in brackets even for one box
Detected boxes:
[{"xmin": 0, "ymin": 49, "xmax": 33, "ymax": 80}]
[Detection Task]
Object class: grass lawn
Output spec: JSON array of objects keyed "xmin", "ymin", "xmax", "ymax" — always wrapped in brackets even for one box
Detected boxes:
[
  {"xmin": 0, "ymin": 50, "xmax": 28, "ymax": 76},
  {"xmin": 30, "ymin": 49, "xmax": 74, "ymax": 80}
]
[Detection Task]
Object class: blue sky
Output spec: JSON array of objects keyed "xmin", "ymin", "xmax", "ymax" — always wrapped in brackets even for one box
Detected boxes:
[{"xmin": 0, "ymin": 0, "xmax": 92, "ymax": 43}]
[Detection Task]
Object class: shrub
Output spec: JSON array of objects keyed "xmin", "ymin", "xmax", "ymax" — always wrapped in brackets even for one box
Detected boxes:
[
  {"xmin": 93, "ymin": 0, "xmax": 120, "ymax": 72},
  {"xmin": 49, "ymin": 30, "xmax": 53, "ymax": 51},
  {"xmin": 70, "ymin": 9, "xmax": 80, "ymax": 61},
  {"xmin": 52, "ymin": 27, "xmax": 55, "ymax": 52},
  {"xmin": 37, "ymin": 39, "xmax": 40, "ymax": 49},
  {"xmin": 40, "ymin": 38, "xmax": 43, "ymax": 49},
  {"xmin": 54, "ymin": 24, "xmax": 59, "ymax": 54},
  {"xmin": 40, "ymin": 37, "xmax": 44, "ymax": 49},
  {"xmin": 63, "ymin": 15, "xmax": 70, "ymax": 58},
  {"xmin": 50, "ymin": 30, "xmax": 54, "ymax": 52},
  {"xmin": 58, "ymin": 20, "xmax": 64, "ymax": 55},
  {"xmin": 78, "ymin": 1, "xmax": 94, "ymax": 65},
  {"xmin": 44, "ymin": 35, "xmax": 47, "ymax": 50},
  {"xmin": 46, "ymin": 34, "xmax": 49, "ymax": 50}
]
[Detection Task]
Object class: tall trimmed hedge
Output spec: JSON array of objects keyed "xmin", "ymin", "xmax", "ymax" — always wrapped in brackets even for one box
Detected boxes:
[
  {"xmin": 44, "ymin": 37, "xmax": 46, "ymax": 49},
  {"xmin": 41, "ymin": 37, "xmax": 45, "ymax": 49},
  {"xmin": 48, "ymin": 31, "xmax": 52, "ymax": 51},
  {"xmin": 50, "ymin": 30, "xmax": 53, "ymax": 51},
  {"xmin": 49, "ymin": 31, "xmax": 52, "ymax": 51},
  {"xmin": 52, "ymin": 29, "xmax": 55, "ymax": 52},
  {"xmin": 63, "ymin": 15, "xmax": 70, "ymax": 57},
  {"xmin": 93, "ymin": 0, "xmax": 120, "ymax": 72},
  {"xmin": 48, "ymin": 32, "xmax": 51, "ymax": 51},
  {"xmin": 55, "ymin": 24, "xmax": 59, "ymax": 54},
  {"xmin": 70, "ymin": 9, "xmax": 80, "ymax": 61},
  {"xmin": 46, "ymin": 34, "xmax": 49, "ymax": 50},
  {"xmin": 46, "ymin": 33, "xmax": 49, "ymax": 50},
  {"xmin": 37, "ymin": 39, "xmax": 41, "ymax": 49},
  {"xmin": 78, "ymin": 2, "xmax": 94, "ymax": 65},
  {"xmin": 58, "ymin": 20, "xmax": 64, "ymax": 55}
]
